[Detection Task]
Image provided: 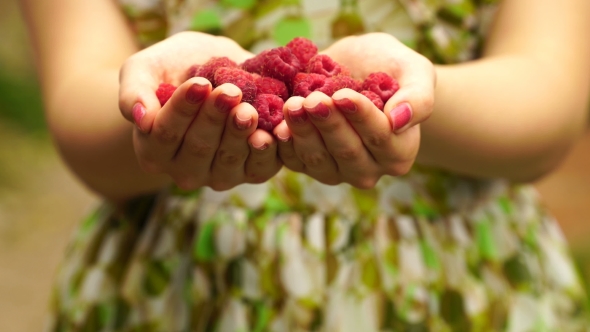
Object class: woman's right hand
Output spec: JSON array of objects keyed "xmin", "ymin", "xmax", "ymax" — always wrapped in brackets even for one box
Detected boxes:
[{"xmin": 119, "ymin": 32, "xmax": 282, "ymax": 191}]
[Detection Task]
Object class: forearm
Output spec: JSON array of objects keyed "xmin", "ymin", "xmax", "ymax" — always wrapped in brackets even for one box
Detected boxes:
[
  {"xmin": 20, "ymin": 0, "xmax": 170, "ymax": 201},
  {"xmin": 417, "ymin": 0, "xmax": 590, "ymax": 182},
  {"xmin": 47, "ymin": 68, "xmax": 170, "ymax": 201},
  {"xmin": 418, "ymin": 56, "xmax": 589, "ymax": 182}
]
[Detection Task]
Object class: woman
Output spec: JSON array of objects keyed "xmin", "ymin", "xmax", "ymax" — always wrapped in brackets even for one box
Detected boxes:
[{"xmin": 20, "ymin": 0, "xmax": 590, "ymax": 330}]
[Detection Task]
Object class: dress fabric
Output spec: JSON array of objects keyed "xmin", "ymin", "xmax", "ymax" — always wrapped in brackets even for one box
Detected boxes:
[{"xmin": 46, "ymin": 0, "xmax": 590, "ymax": 331}]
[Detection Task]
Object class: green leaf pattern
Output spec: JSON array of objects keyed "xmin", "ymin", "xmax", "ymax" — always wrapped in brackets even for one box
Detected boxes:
[{"xmin": 46, "ymin": 0, "xmax": 590, "ymax": 331}]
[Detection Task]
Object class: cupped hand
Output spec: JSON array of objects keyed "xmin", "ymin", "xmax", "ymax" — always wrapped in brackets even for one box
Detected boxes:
[
  {"xmin": 274, "ymin": 33, "xmax": 435, "ymax": 188},
  {"xmin": 119, "ymin": 31, "xmax": 281, "ymax": 191}
]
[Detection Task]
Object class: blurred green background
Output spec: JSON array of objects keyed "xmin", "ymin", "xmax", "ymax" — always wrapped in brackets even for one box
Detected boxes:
[{"xmin": 0, "ymin": 1, "xmax": 589, "ymax": 331}]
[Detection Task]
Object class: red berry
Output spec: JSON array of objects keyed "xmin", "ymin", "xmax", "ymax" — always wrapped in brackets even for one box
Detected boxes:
[
  {"xmin": 262, "ymin": 47, "xmax": 301, "ymax": 83},
  {"xmin": 240, "ymin": 50, "xmax": 270, "ymax": 75},
  {"xmin": 286, "ymin": 37, "xmax": 318, "ymax": 69},
  {"xmin": 253, "ymin": 94, "xmax": 284, "ymax": 131},
  {"xmin": 361, "ymin": 90, "xmax": 384, "ymax": 110},
  {"xmin": 214, "ymin": 67, "xmax": 257, "ymax": 104},
  {"xmin": 156, "ymin": 83, "xmax": 177, "ymax": 106},
  {"xmin": 193, "ymin": 57, "xmax": 237, "ymax": 84},
  {"xmin": 292, "ymin": 73, "xmax": 329, "ymax": 97},
  {"xmin": 306, "ymin": 54, "xmax": 348, "ymax": 77},
  {"xmin": 362, "ymin": 72, "xmax": 399, "ymax": 104},
  {"xmin": 328, "ymin": 75, "xmax": 362, "ymax": 92},
  {"xmin": 255, "ymin": 76, "xmax": 289, "ymax": 101},
  {"xmin": 186, "ymin": 64, "xmax": 201, "ymax": 80}
]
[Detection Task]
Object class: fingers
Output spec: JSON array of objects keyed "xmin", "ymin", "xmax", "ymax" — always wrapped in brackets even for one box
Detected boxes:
[
  {"xmin": 171, "ymin": 83, "xmax": 242, "ymax": 188},
  {"xmin": 332, "ymin": 89, "xmax": 417, "ymax": 175},
  {"xmin": 385, "ymin": 53, "xmax": 435, "ymax": 133},
  {"xmin": 245, "ymin": 130, "xmax": 282, "ymax": 184},
  {"xmin": 133, "ymin": 78, "xmax": 211, "ymax": 174},
  {"xmin": 302, "ymin": 92, "xmax": 379, "ymax": 187},
  {"xmin": 274, "ymin": 120, "xmax": 304, "ymax": 172},
  {"xmin": 208, "ymin": 103, "xmax": 258, "ymax": 189},
  {"xmin": 282, "ymin": 96, "xmax": 340, "ymax": 184}
]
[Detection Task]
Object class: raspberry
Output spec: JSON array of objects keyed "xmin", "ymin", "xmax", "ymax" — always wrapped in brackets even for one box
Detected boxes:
[
  {"xmin": 253, "ymin": 94, "xmax": 284, "ymax": 131},
  {"xmin": 361, "ymin": 90, "xmax": 384, "ymax": 110},
  {"xmin": 262, "ymin": 47, "xmax": 301, "ymax": 83},
  {"xmin": 156, "ymin": 83, "xmax": 177, "ymax": 106},
  {"xmin": 186, "ymin": 64, "xmax": 201, "ymax": 80},
  {"xmin": 194, "ymin": 57, "xmax": 237, "ymax": 84},
  {"xmin": 361, "ymin": 72, "xmax": 399, "ymax": 104},
  {"xmin": 240, "ymin": 50, "xmax": 270, "ymax": 75},
  {"xmin": 328, "ymin": 75, "xmax": 362, "ymax": 92},
  {"xmin": 286, "ymin": 37, "xmax": 318, "ymax": 68},
  {"xmin": 292, "ymin": 73, "xmax": 329, "ymax": 97},
  {"xmin": 213, "ymin": 67, "xmax": 257, "ymax": 104},
  {"xmin": 255, "ymin": 76, "xmax": 289, "ymax": 101},
  {"xmin": 306, "ymin": 54, "xmax": 348, "ymax": 77}
]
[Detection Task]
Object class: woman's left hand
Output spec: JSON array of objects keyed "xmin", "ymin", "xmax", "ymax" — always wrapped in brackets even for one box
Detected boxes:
[{"xmin": 274, "ymin": 33, "xmax": 436, "ymax": 188}]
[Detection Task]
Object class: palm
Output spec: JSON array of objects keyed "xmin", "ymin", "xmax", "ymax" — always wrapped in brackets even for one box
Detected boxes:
[
  {"xmin": 133, "ymin": 31, "xmax": 254, "ymax": 85},
  {"xmin": 321, "ymin": 33, "xmax": 411, "ymax": 80}
]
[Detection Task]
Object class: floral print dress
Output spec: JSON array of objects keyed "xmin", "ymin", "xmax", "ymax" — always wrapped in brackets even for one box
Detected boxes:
[{"xmin": 46, "ymin": 0, "xmax": 590, "ymax": 331}]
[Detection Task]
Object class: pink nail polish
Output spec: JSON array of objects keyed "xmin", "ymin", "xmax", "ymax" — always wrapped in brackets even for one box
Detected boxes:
[
  {"xmin": 132, "ymin": 103, "xmax": 146, "ymax": 131},
  {"xmin": 306, "ymin": 102, "xmax": 330, "ymax": 120},
  {"xmin": 288, "ymin": 106, "xmax": 308, "ymax": 124},
  {"xmin": 390, "ymin": 103, "xmax": 412, "ymax": 131},
  {"xmin": 215, "ymin": 93, "xmax": 240, "ymax": 113},
  {"xmin": 333, "ymin": 98, "xmax": 357, "ymax": 114},
  {"xmin": 186, "ymin": 82, "xmax": 209, "ymax": 104}
]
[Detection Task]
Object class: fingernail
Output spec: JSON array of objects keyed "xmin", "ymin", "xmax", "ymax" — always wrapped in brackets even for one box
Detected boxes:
[
  {"xmin": 305, "ymin": 102, "xmax": 330, "ymax": 120},
  {"xmin": 215, "ymin": 93, "xmax": 240, "ymax": 113},
  {"xmin": 132, "ymin": 102, "xmax": 146, "ymax": 131},
  {"xmin": 253, "ymin": 142, "xmax": 269, "ymax": 150},
  {"xmin": 333, "ymin": 98, "xmax": 357, "ymax": 114},
  {"xmin": 390, "ymin": 103, "xmax": 412, "ymax": 131},
  {"xmin": 276, "ymin": 132, "xmax": 291, "ymax": 142},
  {"xmin": 235, "ymin": 113, "xmax": 252, "ymax": 130},
  {"xmin": 186, "ymin": 82, "xmax": 209, "ymax": 104},
  {"xmin": 288, "ymin": 106, "xmax": 308, "ymax": 124}
]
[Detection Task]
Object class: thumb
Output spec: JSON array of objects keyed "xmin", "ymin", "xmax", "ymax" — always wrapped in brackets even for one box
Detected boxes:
[
  {"xmin": 385, "ymin": 58, "xmax": 436, "ymax": 134},
  {"xmin": 118, "ymin": 57, "xmax": 162, "ymax": 133}
]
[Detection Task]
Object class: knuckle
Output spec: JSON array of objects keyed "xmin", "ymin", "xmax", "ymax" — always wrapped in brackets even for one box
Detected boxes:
[
  {"xmin": 366, "ymin": 131, "xmax": 390, "ymax": 148},
  {"xmin": 185, "ymin": 138, "xmax": 215, "ymax": 159},
  {"xmin": 174, "ymin": 176, "xmax": 200, "ymax": 191},
  {"xmin": 386, "ymin": 162, "xmax": 413, "ymax": 176},
  {"xmin": 279, "ymin": 148, "xmax": 298, "ymax": 160},
  {"xmin": 352, "ymin": 176, "xmax": 378, "ymax": 190},
  {"xmin": 282, "ymin": 158, "xmax": 305, "ymax": 172},
  {"xmin": 333, "ymin": 147, "xmax": 361, "ymax": 162},
  {"xmin": 216, "ymin": 149, "xmax": 245, "ymax": 168},
  {"xmin": 138, "ymin": 159, "xmax": 162, "ymax": 174},
  {"xmin": 174, "ymin": 105, "xmax": 197, "ymax": 118},
  {"xmin": 154, "ymin": 127, "xmax": 181, "ymax": 145},
  {"xmin": 204, "ymin": 110, "xmax": 227, "ymax": 126},
  {"xmin": 245, "ymin": 173, "xmax": 269, "ymax": 184},
  {"xmin": 317, "ymin": 176, "xmax": 340, "ymax": 186},
  {"xmin": 300, "ymin": 151, "xmax": 329, "ymax": 168},
  {"xmin": 316, "ymin": 119, "xmax": 341, "ymax": 134},
  {"xmin": 346, "ymin": 112, "xmax": 369, "ymax": 125},
  {"xmin": 209, "ymin": 181, "xmax": 235, "ymax": 192}
]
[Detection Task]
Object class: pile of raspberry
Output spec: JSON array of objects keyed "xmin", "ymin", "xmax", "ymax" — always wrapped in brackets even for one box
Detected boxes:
[{"xmin": 156, "ymin": 37, "xmax": 399, "ymax": 131}]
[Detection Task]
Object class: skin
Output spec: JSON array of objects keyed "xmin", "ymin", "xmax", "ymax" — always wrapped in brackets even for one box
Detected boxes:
[{"xmin": 19, "ymin": 0, "xmax": 590, "ymax": 201}]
